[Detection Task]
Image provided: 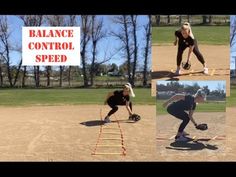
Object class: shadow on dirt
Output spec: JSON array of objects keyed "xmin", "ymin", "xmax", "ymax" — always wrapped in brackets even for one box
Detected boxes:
[{"xmin": 166, "ymin": 139, "xmax": 218, "ymax": 151}]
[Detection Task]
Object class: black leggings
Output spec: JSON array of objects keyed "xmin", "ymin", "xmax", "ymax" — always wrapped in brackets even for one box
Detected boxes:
[
  {"xmin": 107, "ymin": 101, "xmax": 132, "ymax": 117},
  {"xmin": 177, "ymin": 39, "xmax": 205, "ymax": 66},
  {"xmin": 167, "ymin": 104, "xmax": 190, "ymax": 133}
]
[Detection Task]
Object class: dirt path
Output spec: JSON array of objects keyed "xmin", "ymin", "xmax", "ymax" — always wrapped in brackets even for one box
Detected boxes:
[{"xmin": 156, "ymin": 112, "xmax": 226, "ymax": 161}]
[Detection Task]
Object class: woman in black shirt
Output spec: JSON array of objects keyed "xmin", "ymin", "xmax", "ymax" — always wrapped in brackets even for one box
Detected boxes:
[
  {"xmin": 104, "ymin": 83, "xmax": 135, "ymax": 123},
  {"xmin": 163, "ymin": 89, "xmax": 207, "ymax": 141},
  {"xmin": 174, "ymin": 22, "xmax": 208, "ymax": 75}
]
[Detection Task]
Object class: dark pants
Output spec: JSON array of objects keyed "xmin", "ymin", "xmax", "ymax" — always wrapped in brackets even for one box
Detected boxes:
[
  {"xmin": 177, "ymin": 39, "xmax": 205, "ymax": 66},
  {"xmin": 107, "ymin": 100, "xmax": 132, "ymax": 117},
  {"xmin": 167, "ymin": 104, "xmax": 190, "ymax": 133}
]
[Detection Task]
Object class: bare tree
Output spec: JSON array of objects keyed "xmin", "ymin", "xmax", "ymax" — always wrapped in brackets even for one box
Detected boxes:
[
  {"xmin": 0, "ymin": 55, "xmax": 3, "ymax": 87},
  {"xmin": 67, "ymin": 15, "xmax": 77, "ymax": 87},
  {"xmin": 80, "ymin": 15, "xmax": 91, "ymax": 87},
  {"xmin": 47, "ymin": 15, "xmax": 67, "ymax": 87},
  {"xmin": 111, "ymin": 15, "xmax": 132, "ymax": 84},
  {"xmin": 18, "ymin": 15, "xmax": 43, "ymax": 87},
  {"xmin": 130, "ymin": 15, "xmax": 138, "ymax": 86},
  {"xmin": 90, "ymin": 15, "xmax": 106, "ymax": 86},
  {"xmin": 143, "ymin": 15, "xmax": 151, "ymax": 86},
  {"xmin": 0, "ymin": 16, "xmax": 16, "ymax": 87}
]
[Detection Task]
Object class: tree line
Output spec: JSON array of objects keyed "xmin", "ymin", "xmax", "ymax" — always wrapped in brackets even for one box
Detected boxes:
[
  {"xmin": 0, "ymin": 15, "xmax": 151, "ymax": 88},
  {"xmin": 152, "ymin": 15, "xmax": 229, "ymax": 26},
  {"xmin": 157, "ymin": 81, "xmax": 226, "ymax": 99}
]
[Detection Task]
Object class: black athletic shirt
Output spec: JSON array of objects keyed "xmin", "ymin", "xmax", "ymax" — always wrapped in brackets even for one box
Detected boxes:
[
  {"xmin": 175, "ymin": 30, "xmax": 194, "ymax": 47},
  {"xmin": 108, "ymin": 90, "xmax": 130, "ymax": 105},
  {"xmin": 171, "ymin": 94, "xmax": 196, "ymax": 111}
]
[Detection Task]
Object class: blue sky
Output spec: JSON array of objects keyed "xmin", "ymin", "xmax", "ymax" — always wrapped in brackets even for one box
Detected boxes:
[
  {"xmin": 4, "ymin": 15, "xmax": 150, "ymax": 70},
  {"xmin": 157, "ymin": 80, "xmax": 226, "ymax": 92},
  {"xmin": 231, "ymin": 15, "xmax": 236, "ymax": 69}
]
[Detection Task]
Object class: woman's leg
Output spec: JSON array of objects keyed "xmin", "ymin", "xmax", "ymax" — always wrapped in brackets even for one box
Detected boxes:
[
  {"xmin": 193, "ymin": 40, "xmax": 206, "ymax": 67},
  {"xmin": 176, "ymin": 45, "xmax": 187, "ymax": 74},
  {"xmin": 167, "ymin": 105, "xmax": 190, "ymax": 134},
  {"xmin": 107, "ymin": 104, "xmax": 118, "ymax": 117}
]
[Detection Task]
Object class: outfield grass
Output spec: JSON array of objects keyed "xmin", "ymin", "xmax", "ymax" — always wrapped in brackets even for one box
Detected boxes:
[
  {"xmin": 157, "ymin": 100, "xmax": 226, "ymax": 115},
  {"xmin": 0, "ymin": 88, "xmax": 155, "ymax": 106},
  {"xmin": 152, "ymin": 26, "xmax": 229, "ymax": 45},
  {"xmin": 227, "ymin": 85, "xmax": 236, "ymax": 107}
]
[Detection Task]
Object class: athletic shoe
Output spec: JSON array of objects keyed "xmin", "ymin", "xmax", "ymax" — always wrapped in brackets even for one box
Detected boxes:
[
  {"xmin": 104, "ymin": 116, "xmax": 111, "ymax": 123},
  {"xmin": 182, "ymin": 131, "xmax": 190, "ymax": 137},
  {"xmin": 174, "ymin": 69, "xmax": 181, "ymax": 75},
  {"xmin": 175, "ymin": 135, "xmax": 189, "ymax": 142},
  {"xmin": 203, "ymin": 67, "xmax": 208, "ymax": 74}
]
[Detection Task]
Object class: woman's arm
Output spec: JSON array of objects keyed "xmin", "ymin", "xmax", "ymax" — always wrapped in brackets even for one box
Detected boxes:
[
  {"xmin": 104, "ymin": 92, "xmax": 113, "ymax": 104},
  {"xmin": 189, "ymin": 110, "xmax": 198, "ymax": 127},
  {"xmin": 126, "ymin": 101, "xmax": 133, "ymax": 116},
  {"xmin": 162, "ymin": 94, "xmax": 185, "ymax": 108},
  {"xmin": 187, "ymin": 45, "xmax": 194, "ymax": 63},
  {"xmin": 173, "ymin": 35, "xmax": 178, "ymax": 45}
]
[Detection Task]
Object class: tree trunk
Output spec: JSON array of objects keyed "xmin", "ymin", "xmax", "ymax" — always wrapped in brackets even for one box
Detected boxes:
[
  {"xmin": 0, "ymin": 65, "xmax": 3, "ymax": 87},
  {"xmin": 90, "ymin": 43, "xmax": 96, "ymax": 87},
  {"xmin": 167, "ymin": 15, "xmax": 170, "ymax": 24},
  {"xmin": 81, "ymin": 50, "xmax": 88, "ymax": 87},
  {"xmin": 179, "ymin": 15, "xmax": 182, "ymax": 25},
  {"xmin": 131, "ymin": 15, "xmax": 138, "ymax": 87},
  {"xmin": 6, "ymin": 45, "xmax": 13, "ymax": 87},
  {"xmin": 34, "ymin": 66, "xmax": 40, "ymax": 87},
  {"xmin": 143, "ymin": 15, "xmax": 151, "ymax": 87},
  {"xmin": 209, "ymin": 15, "xmax": 212, "ymax": 24},
  {"xmin": 46, "ymin": 66, "xmax": 51, "ymax": 87},
  {"xmin": 202, "ymin": 15, "xmax": 207, "ymax": 24},
  {"xmin": 22, "ymin": 66, "xmax": 27, "ymax": 87},
  {"xmin": 68, "ymin": 66, "xmax": 71, "ymax": 87},
  {"xmin": 59, "ymin": 66, "xmax": 63, "ymax": 87},
  {"xmin": 155, "ymin": 15, "xmax": 160, "ymax": 26},
  {"xmin": 187, "ymin": 15, "xmax": 191, "ymax": 23},
  {"xmin": 13, "ymin": 60, "xmax": 22, "ymax": 86},
  {"xmin": 123, "ymin": 15, "xmax": 132, "ymax": 84}
]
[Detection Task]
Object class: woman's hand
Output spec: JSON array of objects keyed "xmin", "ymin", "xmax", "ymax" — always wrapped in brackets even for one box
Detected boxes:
[{"xmin": 173, "ymin": 40, "xmax": 177, "ymax": 46}]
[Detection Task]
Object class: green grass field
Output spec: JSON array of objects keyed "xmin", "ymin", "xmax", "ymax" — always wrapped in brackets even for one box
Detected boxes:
[
  {"xmin": 227, "ymin": 85, "xmax": 236, "ymax": 107},
  {"xmin": 0, "ymin": 88, "xmax": 155, "ymax": 106},
  {"xmin": 152, "ymin": 26, "xmax": 229, "ymax": 45},
  {"xmin": 157, "ymin": 100, "xmax": 226, "ymax": 115}
]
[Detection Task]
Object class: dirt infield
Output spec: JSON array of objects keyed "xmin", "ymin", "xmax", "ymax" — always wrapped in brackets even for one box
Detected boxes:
[
  {"xmin": 0, "ymin": 105, "xmax": 236, "ymax": 161},
  {"xmin": 151, "ymin": 45, "xmax": 230, "ymax": 96},
  {"xmin": 225, "ymin": 107, "xmax": 236, "ymax": 161},
  {"xmin": 0, "ymin": 105, "xmax": 157, "ymax": 161},
  {"xmin": 156, "ymin": 112, "xmax": 226, "ymax": 161}
]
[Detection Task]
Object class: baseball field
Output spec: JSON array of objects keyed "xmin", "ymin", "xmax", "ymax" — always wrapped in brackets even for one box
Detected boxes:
[
  {"xmin": 155, "ymin": 85, "xmax": 236, "ymax": 161},
  {"xmin": 151, "ymin": 26, "xmax": 230, "ymax": 96},
  {"xmin": 0, "ymin": 85, "xmax": 236, "ymax": 161},
  {"xmin": 0, "ymin": 88, "xmax": 158, "ymax": 161}
]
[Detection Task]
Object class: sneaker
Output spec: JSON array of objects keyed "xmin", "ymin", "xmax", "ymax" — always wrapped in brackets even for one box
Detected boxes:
[
  {"xmin": 175, "ymin": 135, "xmax": 189, "ymax": 142},
  {"xmin": 104, "ymin": 116, "xmax": 111, "ymax": 123},
  {"xmin": 203, "ymin": 67, "xmax": 208, "ymax": 74},
  {"xmin": 174, "ymin": 69, "xmax": 181, "ymax": 75},
  {"xmin": 182, "ymin": 131, "xmax": 190, "ymax": 137}
]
